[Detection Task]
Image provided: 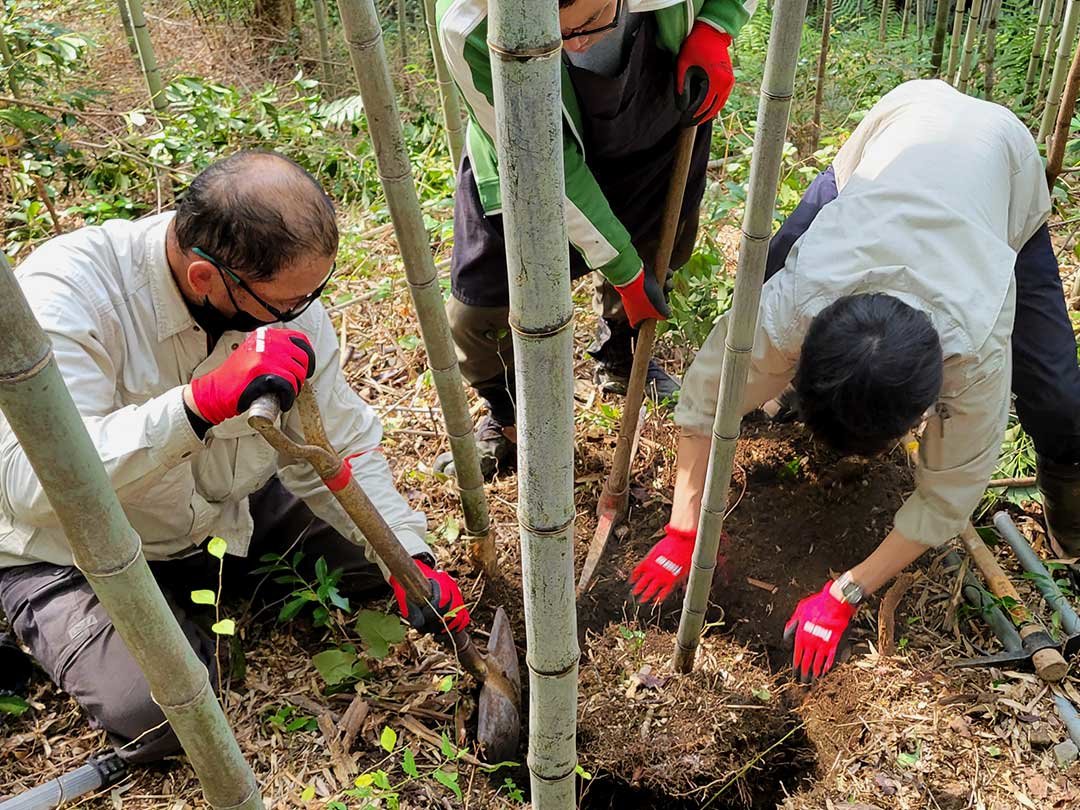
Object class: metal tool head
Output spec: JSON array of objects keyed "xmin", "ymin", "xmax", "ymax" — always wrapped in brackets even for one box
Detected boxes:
[
  {"xmin": 951, "ymin": 628, "xmax": 1067, "ymax": 677},
  {"xmin": 476, "ymin": 607, "xmax": 522, "ymax": 763},
  {"xmin": 951, "ymin": 649, "xmax": 1037, "ymax": 672}
]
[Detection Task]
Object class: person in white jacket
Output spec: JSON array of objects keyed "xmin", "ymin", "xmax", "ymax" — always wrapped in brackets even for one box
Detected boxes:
[
  {"xmin": 629, "ymin": 80, "xmax": 1080, "ymax": 681},
  {"xmin": 0, "ymin": 151, "xmax": 469, "ymax": 762}
]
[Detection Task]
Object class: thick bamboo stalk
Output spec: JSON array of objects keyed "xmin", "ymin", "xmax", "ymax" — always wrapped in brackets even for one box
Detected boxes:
[
  {"xmin": 423, "ymin": 0, "xmax": 465, "ymax": 168},
  {"xmin": 488, "ymin": 0, "xmax": 578, "ymax": 805},
  {"xmin": 916, "ymin": 0, "xmax": 924, "ymax": 41},
  {"xmin": 336, "ymin": 0, "xmax": 494, "ymax": 572},
  {"xmin": 117, "ymin": 0, "xmax": 139, "ymax": 58},
  {"xmin": 124, "ymin": 0, "xmax": 167, "ymax": 112},
  {"xmin": 1040, "ymin": 0, "xmax": 1080, "ymax": 141},
  {"xmin": 956, "ymin": 0, "xmax": 986, "ymax": 92},
  {"xmin": 983, "ymin": 0, "xmax": 1001, "ymax": 98},
  {"xmin": 1039, "ymin": 0, "xmax": 1068, "ymax": 101},
  {"xmin": 1047, "ymin": 36, "xmax": 1080, "ymax": 186},
  {"xmin": 673, "ymin": 0, "xmax": 809, "ymax": 674},
  {"xmin": 397, "ymin": 0, "xmax": 408, "ymax": 62},
  {"xmin": 947, "ymin": 0, "xmax": 966, "ymax": 80},
  {"xmin": 0, "ymin": 255, "xmax": 262, "ymax": 809},
  {"xmin": 312, "ymin": 0, "xmax": 333, "ymax": 88},
  {"xmin": 1026, "ymin": 0, "xmax": 1057, "ymax": 96},
  {"xmin": 930, "ymin": 0, "xmax": 951, "ymax": 75},
  {"xmin": 811, "ymin": 0, "xmax": 833, "ymax": 153},
  {"xmin": 879, "ymin": 0, "xmax": 890, "ymax": 41}
]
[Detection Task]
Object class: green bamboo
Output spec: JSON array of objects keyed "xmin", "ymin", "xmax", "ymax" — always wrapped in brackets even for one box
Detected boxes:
[
  {"xmin": 1026, "ymin": 0, "xmax": 1056, "ymax": 96},
  {"xmin": 1046, "ymin": 35, "xmax": 1080, "ymax": 186},
  {"xmin": 930, "ymin": 0, "xmax": 951, "ymax": 74},
  {"xmin": 673, "ymin": 0, "xmax": 809, "ymax": 674},
  {"xmin": 335, "ymin": 0, "xmax": 494, "ymax": 572},
  {"xmin": 879, "ymin": 0, "xmax": 890, "ymax": 41},
  {"xmin": 123, "ymin": 0, "xmax": 167, "ymax": 112},
  {"xmin": 956, "ymin": 0, "xmax": 986, "ymax": 92},
  {"xmin": 901, "ymin": 0, "xmax": 911, "ymax": 36},
  {"xmin": 811, "ymin": 0, "xmax": 833, "ymax": 153},
  {"xmin": 1040, "ymin": 0, "xmax": 1080, "ymax": 141},
  {"xmin": 1039, "ymin": 0, "xmax": 1068, "ymax": 102},
  {"xmin": 489, "ymin": 0, "xmax": 578, "ymax": 805},
  {"xmin": 915, "ymin": 0, "xmax": 924, "ymax": 41},
  {"xmin": 117, "ymin": 0, "xmax": 139, "ymax": 58},
  {"xmin": 983, "ymin": 0, "xmax": 1001, "ymax": 98},
  {"xmin": 0, "ymin": 254, "xmax": 262, "ymax": 809},
  {"xmin": 423, "ymin": 0, "xmax": 465, "ymax": 168},
  {"xmin": 312, "ymin": 0, "xmax": 333, "ymax": 88},
  {"xmin": 397, "ymin": 0, "xmax": 408, "ymax": 62},
  {"xmin": 947, "ymin": 0, "xmax": 966, "ymax": 80}
]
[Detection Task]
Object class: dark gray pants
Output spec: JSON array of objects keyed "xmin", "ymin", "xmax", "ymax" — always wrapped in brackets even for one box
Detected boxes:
[{"xmin": 0, "ymin": 481, "xmax": 382, "ymax": 763}]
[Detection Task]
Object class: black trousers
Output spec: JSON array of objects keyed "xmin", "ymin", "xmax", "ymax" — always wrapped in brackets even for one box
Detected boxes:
[{"xmin": 768, "ymin": 166, "xmax": 1080, "ymax": 465}]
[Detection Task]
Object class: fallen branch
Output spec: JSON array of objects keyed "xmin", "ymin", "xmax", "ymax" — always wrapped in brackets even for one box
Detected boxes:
[
  {"xmin": 877, "ymin": 572, "xmax": 916, "ymax": 656},
  {"xmin": 988, "ymin": 476, "xmax": 1036, "ymax": 488}
]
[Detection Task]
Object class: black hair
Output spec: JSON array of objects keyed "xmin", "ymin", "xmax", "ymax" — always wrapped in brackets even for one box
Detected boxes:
[
  {"xmin": 174, "ymin": 150, "xmax": 338, "ymax": 281},
  {"xmin": 793, "ymin": 293, "xmax": 943, "ymax": 457}
]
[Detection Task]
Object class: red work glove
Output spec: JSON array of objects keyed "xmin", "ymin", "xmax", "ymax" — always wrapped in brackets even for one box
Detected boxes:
[
  {"xmin": 676, "ymin": 22, "xmax": 734, "ymax": 127},
  {"xmin": 783, "ymin": 582, "xmax": 856, "ymax": 683},
  {"xmin": 630, "ymin": 524, "xmax": 729, "ymax": 604},
  {"xmin": 390, "ymin": 558, "xmax": 471, "ymax": 634},
  {"xmin": 190, "ymin": 326, "xmax": 315, "ymax": 425},
  {"xmin": 615, "ymin": 267, "xmax": 671, "ymax": 328}
]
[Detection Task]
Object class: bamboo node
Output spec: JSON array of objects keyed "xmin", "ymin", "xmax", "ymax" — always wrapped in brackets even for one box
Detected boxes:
[
  {"xmin": 527, "ymin": 657, "xmax": 580, "ymax": 679},
  {"xmin": 76, "ymin": 534, "xmax": 143, "ymax": 578},
  {"xmin": 508, "ymin": 314, "xmax": 575, "ymax": 339},
  {"xmin": 519, "ymin": 517, "xmax": 575, "ymax": 536},
  {"xmin": 487, "ymin": 39, "xmax": 561, "ymax": 61},
  {"xmin": 0, "ymin": 346, "xmax": 52, "ymax": 384},
  {"xmin": 155, "ymin": 671, "xmax": 213, "ymax": 712}
]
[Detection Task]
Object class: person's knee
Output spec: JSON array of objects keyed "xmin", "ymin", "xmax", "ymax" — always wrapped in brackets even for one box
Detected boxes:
[{"xmin": 446, "ymin": 297, "xmax": 512, "ymax": 385}]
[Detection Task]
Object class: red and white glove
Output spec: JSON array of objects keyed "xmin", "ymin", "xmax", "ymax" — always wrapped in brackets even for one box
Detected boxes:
[
  {"xmin": 614, "ymin": 268, "xmax": 671, "ymax": 328},
  {"xmin": 190, "ymin": 326, "xmax": 315, "ymax": 425},
  {"xmin": 390, "ymin": 558, "xmax": 471, "ymax": 634},
  {"xmin": 783, "ymin": 582, "xmax": 856, "ymax": 682},
  {"xmin": 676, "ymin": 22, "xmax": 735, "ymax": 127}
]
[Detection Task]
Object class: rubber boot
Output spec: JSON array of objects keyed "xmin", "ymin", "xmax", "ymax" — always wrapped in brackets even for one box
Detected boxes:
[{"xmin": 1036, "ymin": 455, "xmax": 1080, "ymax": 585}]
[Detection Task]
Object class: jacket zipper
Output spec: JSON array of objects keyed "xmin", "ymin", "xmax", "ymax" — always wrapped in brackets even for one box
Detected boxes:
[{"xmin": 935, "ymin": 402, "xmax": 950, "ymax": 438}]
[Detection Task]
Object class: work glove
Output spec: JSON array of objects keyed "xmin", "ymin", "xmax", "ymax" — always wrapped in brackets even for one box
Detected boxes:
[
  {"xmin": 783, "ymin": 582, "xmax": 856, "ymax": 683},
  {"xmin": 390, "ymin": 558, "xmax": 471, "ymax": 634},
  {"xmin": 615, "ymin": 267, "xmax": 671, "ymax": 328},
  {"xmin": 189, "ymin": 326, "xmax": 315, "ymax": 425},
  {"xmin": 676, "ymin": 22, "xmax": 735, "ymax": 127},
  {"xmin": 630, "ymin": 524, "xmax": 729, "ymax": 604}
]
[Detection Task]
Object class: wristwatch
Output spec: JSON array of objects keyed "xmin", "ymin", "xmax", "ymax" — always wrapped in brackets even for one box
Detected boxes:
[{"xmin": 836, "ymin": 570, "xmax": 865, "ymax": 605}]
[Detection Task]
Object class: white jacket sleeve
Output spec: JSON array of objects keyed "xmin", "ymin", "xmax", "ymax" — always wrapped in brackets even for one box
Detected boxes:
[
  {"xmin": 0, "ymin": 301, "xmax": 204, "ymax": 528},
  {"xmin": 274, "ymin": 306, "xmax": 432, "ymax": 579}
]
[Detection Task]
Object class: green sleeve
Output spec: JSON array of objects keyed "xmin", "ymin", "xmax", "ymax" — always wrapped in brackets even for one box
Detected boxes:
[{"xmin": 698, "ymin": 0, "xmax": 755, "ymax": 36}]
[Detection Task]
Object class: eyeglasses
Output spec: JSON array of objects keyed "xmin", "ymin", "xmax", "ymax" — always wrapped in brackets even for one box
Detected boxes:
[
  {"xmin": 192, "ymin": 247, "xmax": 334, "ymax": 323},
  {"xmin": 562, "ymin": 0, "xmax": 623, "ymax": 41}
]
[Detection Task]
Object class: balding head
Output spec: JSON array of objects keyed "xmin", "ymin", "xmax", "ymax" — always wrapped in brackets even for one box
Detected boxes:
[{"xmin": 174, "ymin": 150, "xmax": 338, "ymax": 281}]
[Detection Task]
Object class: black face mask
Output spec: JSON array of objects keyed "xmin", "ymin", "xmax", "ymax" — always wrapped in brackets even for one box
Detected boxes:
[{"xmin": 187, "ymin": 296, "xmax": 274, "ymax": 338}]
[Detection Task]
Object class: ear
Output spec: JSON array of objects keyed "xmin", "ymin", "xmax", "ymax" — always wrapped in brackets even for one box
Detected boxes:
[{"xmin": 186, "ymin": 259, "xmax": 216, "ymax": 297}]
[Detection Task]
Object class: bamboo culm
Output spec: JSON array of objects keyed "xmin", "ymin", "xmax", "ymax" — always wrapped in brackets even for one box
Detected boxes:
[
  {"xmin": 947, "ymin": 0, "xmax": 966, "ymax": 80},
  {"xmin": 335, "ymin": 0, "xmax": 494, "ymax": 571},
  {"xmin": 488, "ymin": 0, "xmax": 578, "ymax": 805},
  {"xmin": 123, "ymin": 0, "xmax": 167, "ymax": 112},
  {"xmin": 0, "ymin": 254, "xmax": 263, "ymax": 809},
  {"xmin": 1026, "ymin": 0, "xmax": 1057, "ymax": 96},
  {"xmin": 956, "ymin": 0, "xmax": 986, "ymax": 93},
  {"xmin": 1039, "ymin": 0, "xmax": 1080, "ymax": 141},
  {"xmin": 312, "ymin": 0, "xmax": 333, "ymax": 88},
  {"xmin": 397, "ymin": 0, "xmax": 408, "ymax": 62},
  {"xmin": 1046, "ymin": 36, "xmax": 1080, "ymax": 186},
  {"xmin": 1039, "ymin": 0, "xmax": 1069, "ymax": 103},
  {"xmin": 423, "ymin": 0, "xmax": 466, "ymax": 169},
  {"xmin": 811, "ymin": 0, "xmax": 833, "ymax": 153},
  {"xmin": 117, "ymin": 0, "xmax": 139, "ymax": 58},
  {"xmin": 901, "ymin": 0, "xmax": 911, "ymax": 37},
  {"xmin": 674, "ymin": 0, "xmax": 810, "ymax": 673},
  {"xmin": 879, "ymin": 0, "xmax": 890, "ymax": 41},
  {"xmin": 983, "ymin": 0, "xmax": 1002, "ymax": 98},
  {"xmin": 929, "ymin": 0, "xmax": 951, "ymax": 75}
]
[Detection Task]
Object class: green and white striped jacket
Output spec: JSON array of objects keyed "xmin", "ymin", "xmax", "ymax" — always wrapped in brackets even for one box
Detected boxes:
[{"xmin": 437, "ymin": 0, "xmax": 757, "ymax": 286}]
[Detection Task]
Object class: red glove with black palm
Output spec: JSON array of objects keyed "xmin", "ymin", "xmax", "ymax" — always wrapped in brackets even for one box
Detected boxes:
[
  {"xmin": 190, "ymin": 326, "xmax": 316, "ymax": 424},
  {"xmin": 783, "ymin": 582, "xmax": 856, "ymax": 683},
  {"xmin": 615, "ymin": 267, "xmax": 671, "ymax": 328},
  {"xmin": 390, "ymin": 558, "xmax": 471, "ymax": 634},
  {"xmin": 676, "ymin": 22, "xmax": 735, "ymax": 127}
]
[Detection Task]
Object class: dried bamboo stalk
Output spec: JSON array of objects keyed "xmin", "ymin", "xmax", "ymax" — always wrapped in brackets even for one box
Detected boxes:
[
  {"xmin": 1047, "ymin": 36, "xmax": 1080, "ymax": 186},
  {"xmin": 930, "ymin": 0, "xmax": 951, "ymax": 75},
  {"xmin": 947, "ymin": 0, "xmax": 966, "ymax": 80},
  {"xmin": 312, "ymin": 0, "xmax": 333, "ymax": 88},
  {"xmin": 1040, "ymin": 0, "xmax": 1080, "ymax": 141},
  {"xmin": 424, "ymin": 0, "xmax": 465, "ymax": 168},
  {"xmin": 956, "ymin": 0, "xmax": 986, "ymax": 93}
]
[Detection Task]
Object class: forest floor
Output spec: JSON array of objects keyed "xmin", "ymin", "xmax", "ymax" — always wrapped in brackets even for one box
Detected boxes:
[{"xmin": 3, "ymin": 2, "xmax": 1080, "ymax": 809}]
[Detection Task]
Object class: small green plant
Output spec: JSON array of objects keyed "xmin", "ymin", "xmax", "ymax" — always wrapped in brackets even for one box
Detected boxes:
[
  {"xmin": 0, "ymin": 694, "xmax": 30, "ymax": 717},
  {"xmin": 577, "ymin": 401, "xmax": 622, "ymax": 432},
  {"xmin": 252, "ymin": 552, "xmax": 349, "ymax": 628},
  {"xmin": 498, "ymin": 776, "xmax": 526, "ymax": 802},
  {"xmin": 618, "ymin": 624, "xmax": 646, "ymax": 650},
  {"xmin": 265, "ymin": 704, "xmax": 319, "ymax": 733},
  {"xmin": 778, "ymin": 456, "xmax": 803, "ymax": 481}
]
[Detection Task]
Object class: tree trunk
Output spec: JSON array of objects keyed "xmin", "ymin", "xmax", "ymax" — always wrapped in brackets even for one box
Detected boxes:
[
  {"xmin": 901, "ymin": 0, "xmax": 911, "ymax": 36},
  {"xmin": 0, "ymin": 254, "xmax": 264, "ymax": 810},
  {"xmin": 930, "ymin": 0, "xmax": 951, "ymax": 75},
  {"xmin": 117, "ymin": 0, "xmax": 139, "ymax": 57},
  {"xmin": 336, "ymin": 0, "xmax": 494, "ymax": 572},
  {"xmin": 956, "ymin": 0, "xmax": 986, "ymax": 92},
  {"xmin": 252, "ymin": 0, "xmax": 296, "ymax": 33},
  {"xmin": 312, "ymin": 0, "xmax": 333, "ymax": 88},
  {"xmin": 1040, "ymin": 0, "xmax": 1080, "ymax": 141},
  {"xmin": 983, "ymin": 0, "xmax": 1001, "ymax": 98},
  {"xmin": 674, "ymin": 0, "xmax": 810, "ymax": 674},
  {"xmin": 1047, "ymin": 36, "xmax": 1080, "ymax": 186},
  {"xmin": 489, "ymin": 0, "xmax": 579, "ymax": 803},
  {"xmin": 947, "ymin": 0, "xmax": 966, "ymax": 80},
  {"xmin": 916, "ymin": 0, "xmax": 925, "ymax": 41},
  {"xmin": 1026, "ymin": 0, "xmax": 1056, "ymax": 97},
  {"xmin": 1039, "ymin": 0, "xmax": 1068, "ymax": 102},
  {"xmin": 423, "ymin": 0, "xmax": 465, "ymax": 169},
  {"xmin": 880, "ymin": 0, "xmax": 891, "ymax": 41},
  {"xmin": 124, "ymin": 0, "xmax": 167, "ymax": 112},
  {"xmin": 398, "ymin": 0, "xmax": 408, "ymax": 62},
  {"xmin": 811, "ymin": 0, "xmax": 833, "ymax": 153}
]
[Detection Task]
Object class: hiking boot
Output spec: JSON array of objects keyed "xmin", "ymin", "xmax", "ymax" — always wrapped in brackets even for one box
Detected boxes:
[
  {"xmin": 594, "ymin": 358, "xmax": 681, "ymax": 404},
  {"xmin": 1036, "ymin": 454, "xmax": 1080, "ymax": 586},
  {"xmin": 434, "ymin": 414, "xmax": 517, "ymax": 482}
]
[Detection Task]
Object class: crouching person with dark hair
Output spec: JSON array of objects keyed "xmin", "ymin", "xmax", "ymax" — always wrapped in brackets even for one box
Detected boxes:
[
  {"xmin": 0, "ymin": 150, "xmax": 468, "ymax": 762},
  {"xmin": 629, "ymin": 80, "xmax": 1080, "ymax": 681}
]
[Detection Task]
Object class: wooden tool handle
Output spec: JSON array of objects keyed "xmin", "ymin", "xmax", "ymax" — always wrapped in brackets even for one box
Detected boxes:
[
  {"xmin": 959, "ymin": 524, "xmax": 1030, "ymax": 623},
  {"xmin": 1019, "ymin": 624, "xmax": 1071, "ymax": 681}
]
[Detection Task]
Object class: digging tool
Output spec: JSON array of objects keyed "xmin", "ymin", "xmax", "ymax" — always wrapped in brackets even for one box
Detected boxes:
[
  {"xmin": 992, "ymin": 511, "xmax": 1080, "ymax": 659},
  {"xmin": 578, "ymin": 126, "xmax": 697, "ymax": 598},
  {"xmin": 0, "ymin": 751, "xmax": 126, "ymax": 810},
  {"xmin": 248, "ymin": 388, "xmax": 521, "ymax": 761},
  {"xmin": 958, "ymin": 524, "xmax": 1069, "ymax": 681}
]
